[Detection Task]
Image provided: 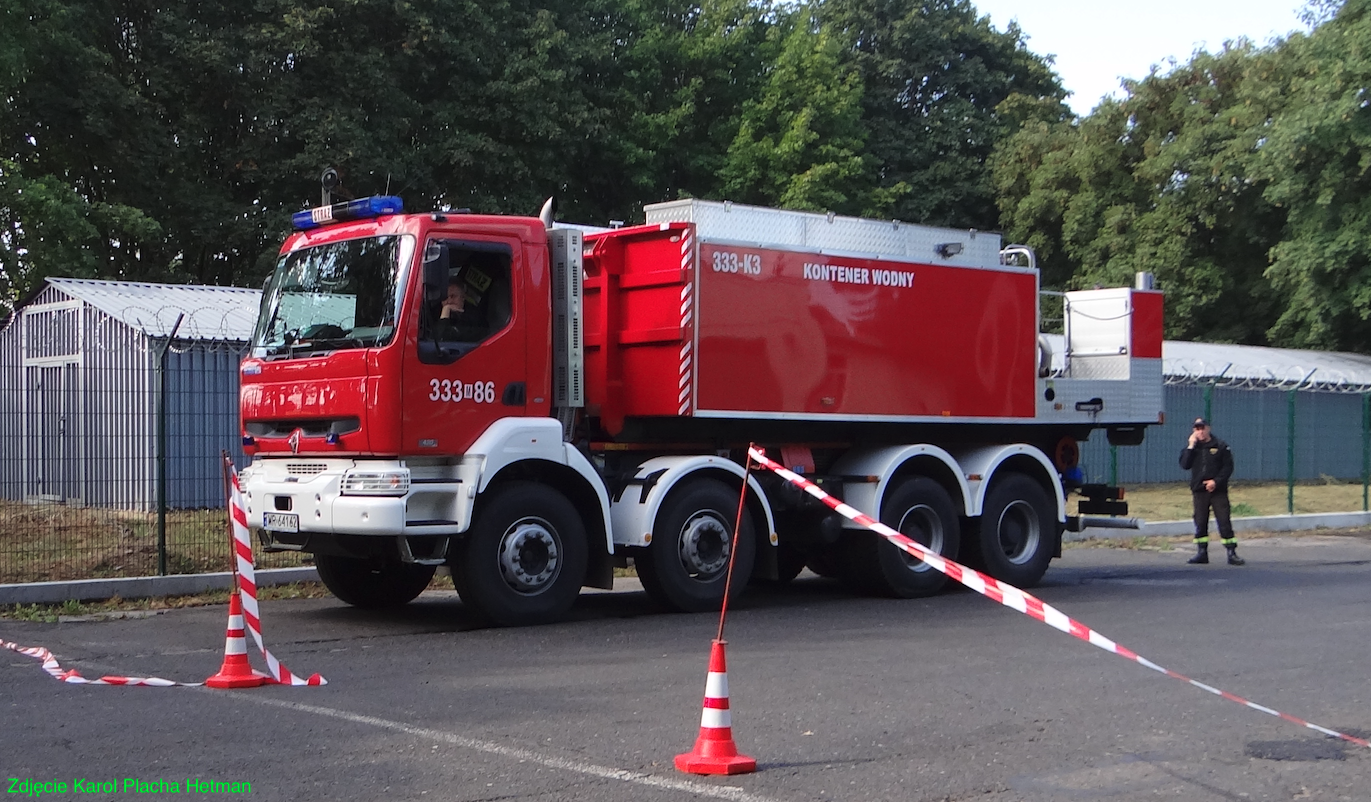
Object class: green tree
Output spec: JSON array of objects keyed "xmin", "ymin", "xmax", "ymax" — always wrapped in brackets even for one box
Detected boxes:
[
  {"xmin": 719, "ymin": 3, "xmax": 901, "ymax": 214},
  {"xmin": 992, "ymin": 43, "xmax": 1289, "ymax": 343},
  {"xmin": 3, "ymin": 0, "xmax": 649, "ymax": 294},
  {"xmin": 2, "ymin": 0, "xmax": 1082, "ymax": 305},
  {"xmin": 819, "ymin": 0, "xmax": 1068, "ymax": 229},
  {"xmin": 1259, "ymin": 0, "xmax": 1371, "ymax": 350},
  {"xmin": 2, "ymin": 0, "xmax": 173, "ymax": 299},
  {"xmin": 585, "ymin": 0, "xmax": 775, "ymax": 217}
]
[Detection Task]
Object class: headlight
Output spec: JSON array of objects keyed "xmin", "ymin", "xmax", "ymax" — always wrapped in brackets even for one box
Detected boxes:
[{"xmin": 341, "ymin": 469, "xmax": 411, "ymax": 496}]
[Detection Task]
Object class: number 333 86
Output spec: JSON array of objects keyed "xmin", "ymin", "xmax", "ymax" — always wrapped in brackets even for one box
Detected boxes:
[{"xmin": 429, "ymin": 379, "xmax": 496, "ymax": 403}]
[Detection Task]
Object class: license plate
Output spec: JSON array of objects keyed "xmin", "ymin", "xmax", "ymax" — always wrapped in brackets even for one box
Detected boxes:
[{"xmin": 263, "ymin": 512, "xmax": 299, "ymax": 533}]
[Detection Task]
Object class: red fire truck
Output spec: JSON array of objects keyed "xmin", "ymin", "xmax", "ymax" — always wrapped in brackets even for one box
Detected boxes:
[{"xmin": 239, "ymin": 193, "xmax": 1162, "ymax": 625}]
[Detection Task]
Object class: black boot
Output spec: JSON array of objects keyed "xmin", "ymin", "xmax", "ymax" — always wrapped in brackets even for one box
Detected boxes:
[
  {"xmin": 1226, "ymin": 546, "xmax": 1245, "ymax": 566},
  {"xmin": 1187, "ymin": 543, "xmax": 1209, "ymax": 564}
]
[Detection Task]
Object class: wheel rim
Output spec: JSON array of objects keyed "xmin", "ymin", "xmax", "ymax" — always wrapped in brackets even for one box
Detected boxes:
[
  {"xmin": 895, "ymin": 504, "xmax": 943, "ymax": 573},
  {"xmin": 996, "ymin": 500, "xmax": 1041, "ymax": 565},
  {"xmin": 497, "ymin": 516, "xmax": 561, "ymax": 594},
  {"xmin": 676, "ymin": 511, "xmax": 731, "ymax": 579}
]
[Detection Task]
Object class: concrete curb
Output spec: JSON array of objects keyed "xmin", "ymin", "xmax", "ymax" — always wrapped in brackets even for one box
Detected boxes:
[
  {"xmin": 0, "ymin": 567, "xmax": 320, "ymax": 607},
  {"xmin": 1069, "ymin": 511, "xmax": 1371, "ymax": 541}
]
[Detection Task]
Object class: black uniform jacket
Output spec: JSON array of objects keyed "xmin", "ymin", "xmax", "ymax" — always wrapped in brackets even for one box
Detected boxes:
[{"xmin": 1179, "ymin": 436, "xmax": 1234, "ymax": 492}]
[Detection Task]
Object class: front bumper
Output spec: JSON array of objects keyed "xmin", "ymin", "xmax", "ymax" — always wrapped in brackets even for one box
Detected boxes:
[{"xmin": 240, "ymin": 458, "xmax": 474, "ymax": 538}]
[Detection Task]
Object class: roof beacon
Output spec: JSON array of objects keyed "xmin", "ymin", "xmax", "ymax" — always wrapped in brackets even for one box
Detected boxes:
[{"xmin": 291, "ymin": 195, "xmax": 404, "ymax": 231}]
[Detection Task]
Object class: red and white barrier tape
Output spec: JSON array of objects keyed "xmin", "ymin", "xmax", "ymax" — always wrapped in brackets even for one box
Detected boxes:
[
  {"xmin": 1, "ymin": 471, "xmax": 323, "ymax": 688},
  {"xmin": 747, "ymin": 447, "xmax": 1369, "ymax": 749},
  {"xmin": 0, "ymin": 639, "xmax": 197, "ymax": 686},
  {"xmin": 230, "ymin": 472, "xmax": 325, "ymax": 686}
]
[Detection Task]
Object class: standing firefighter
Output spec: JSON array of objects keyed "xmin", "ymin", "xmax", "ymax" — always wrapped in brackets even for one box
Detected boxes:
[{"xmin": 1180, "ymin": 417, "xmax": 1245, "ymax": 566}]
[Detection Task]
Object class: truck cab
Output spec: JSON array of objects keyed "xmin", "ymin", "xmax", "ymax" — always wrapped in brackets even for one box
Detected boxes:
[{"xmin": 239, "ymin": 198, "xmax": 613, "ymax": 625}]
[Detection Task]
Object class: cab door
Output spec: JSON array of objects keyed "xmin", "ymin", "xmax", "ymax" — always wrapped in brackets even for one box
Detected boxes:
[{"xmin": 402, "ymin": 237, "xmax": 527, "ymax": 455}]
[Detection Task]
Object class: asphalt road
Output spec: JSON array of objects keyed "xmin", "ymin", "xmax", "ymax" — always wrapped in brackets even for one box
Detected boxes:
[{"xmin": 4, "ymin": 534, "xmax": 1370, "ymax": 802}]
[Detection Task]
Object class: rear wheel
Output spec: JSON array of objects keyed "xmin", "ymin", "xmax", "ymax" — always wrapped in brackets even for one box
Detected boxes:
[
  {"xmin": 843, "ymin": 476, "xmax": 959, "ymax": 598},
  {"xmin": 315, "ymin": 555, "xmax": 435, "ymax": 608},
  {"xmin": 635, "ymin": 479, "xmax": 756, "ymax": 613},
  {"xmin": 454, "ymin": 481, "xmax": 588, "ymax": 626},
  {"xmin": 756, "ymin": 542, "xmax": 808, "ymax": 586},
  {"xmin": 969, "ymin": 473, "xmax": 1056, "ymax": 587}
]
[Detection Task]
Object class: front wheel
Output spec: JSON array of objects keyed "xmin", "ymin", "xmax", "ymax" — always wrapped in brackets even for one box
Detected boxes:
[
  {"xmin": 635, "ymin": 479, "xmax": 756, "ymax": 613},
  {"xmin": 314, "ymin": 555, "xmax": 436, "ymax": 608},
  {"xmin": 453, "ymin": 481, "xmax": 588, "ymax": 627},
  {"xmin": 968, "ymin": 473, "xmax": 1057, "ymax": 587},
  {"xmin": 843, "ymin": 476, "xmax": 959, "ymax": 598}
]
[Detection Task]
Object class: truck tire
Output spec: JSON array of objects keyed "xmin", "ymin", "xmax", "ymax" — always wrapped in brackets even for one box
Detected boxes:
[
  {"xmin": 635, "ymin": 479, "xmax": 756, "ymax": 613},
  {"xmin": 842, "ymin": 476, "xmax": 959, "ymax": 598},
  {"xmin": 755, "ymin": 543, "xmax": 807, "ymax": 586},
  {"xmin": 776, "ymin": 543, "xmax": 809, "ymax": 584},
  {"xmin": 314, "ymin": 555, "xmax": 436, "ymax": 608},
  {"xmin": 805, "ymin": 548, "xmax": 843, "ymax": 578},
  {"xmin": 968, "ymin": 473, "xmax": 1056, "ymax": 587},
  {"xmin": 453, "ymin": 481, "xmax": 588, "ymax": 627}
]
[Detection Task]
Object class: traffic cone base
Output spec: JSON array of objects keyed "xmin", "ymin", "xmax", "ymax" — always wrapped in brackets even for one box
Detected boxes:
[
  {"xmin": 675, "ymin": 740, "xmax": 758, "ymax": 775},
  {"xmin": 675, "ymin": 640, "xmax": 757, "ymax": 775},
  {"xmin": 205, "ymin": 667, "xmax": 273, "ymax": 689},
  {"xmin": 205, "ymin": 593, "xmax": 273, "ymax": 689}
]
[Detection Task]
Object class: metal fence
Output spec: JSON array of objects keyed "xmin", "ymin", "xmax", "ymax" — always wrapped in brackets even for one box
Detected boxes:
[
  {"xmin": 0, "ymin": 328, "xmax": 303, "ymax": 584},
  {"xmin": 4, "ymin": 291, "xmax": 1370, "ymax": 583},
  {"xmin": 1082, "ymin": 384, "xmax": 1371, "ymax": 508}
]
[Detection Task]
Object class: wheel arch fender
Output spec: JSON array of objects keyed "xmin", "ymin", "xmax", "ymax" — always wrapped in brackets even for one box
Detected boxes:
[
  {"xmin": 469, "ymin": 419, "xmax": 614, "ymax": 589},
  {"xmin": 609, "ymin": 456, "xmax": 777, "ymax": 552},
  {"xmin": 469, "ymin": 418, "xmax": 572, "ymax": 493},
  {"xmin": 828, "ymin": 445, "xmax": 972, "ymax": 529},
  {"xmin": 952, "ymin": 444, "xmax": 1066, "ymax": 523}
]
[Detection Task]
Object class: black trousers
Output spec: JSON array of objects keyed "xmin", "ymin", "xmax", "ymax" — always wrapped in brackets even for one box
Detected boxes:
[{"xmin": 1192, "ymin": 488, "xmax": 1236, "ymax": 545}]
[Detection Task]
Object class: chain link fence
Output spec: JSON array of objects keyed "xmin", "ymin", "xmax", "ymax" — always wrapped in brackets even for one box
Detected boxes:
[{"xmin": 1082, "ymin": 382, "xmax": 1371, "ymax": 513}]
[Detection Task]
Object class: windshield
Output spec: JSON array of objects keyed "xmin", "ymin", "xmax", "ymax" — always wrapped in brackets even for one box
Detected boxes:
[{"xmin": 252, "ymin": 235, "xmax": 415, "ymax": 358}]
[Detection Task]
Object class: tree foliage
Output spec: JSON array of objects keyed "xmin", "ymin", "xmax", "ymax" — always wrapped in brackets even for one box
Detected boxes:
[
  {"xmin": 819, "ymin": 0, "xmax": 1068, "ymax": 228},
  {"xmin": 992, "ymin": 45, "xmax": 1289, "ymax": 342},
  {"xmin": 2, "ymin": 0, "xmax": 1067, "ymax": 304},
  {"xmin": 993, "ymin": 0, "xmax": 1371, "ymax": 350},
  {"xmin": 1257, "ymin": 0, "xmax": 1371, "ymax": 350},
  {"xmin": 719, "ymin": 4, "xmax": 886, "ymax": 213},
  {"xmin": 11, "ymin": 0, "xmax": 1371, "ymax": 357}
]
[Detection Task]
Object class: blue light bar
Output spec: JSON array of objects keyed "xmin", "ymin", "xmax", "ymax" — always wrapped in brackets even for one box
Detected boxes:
[{"xmin": 292, "ymin": 195, "xmax": 405, "ymax": 230}]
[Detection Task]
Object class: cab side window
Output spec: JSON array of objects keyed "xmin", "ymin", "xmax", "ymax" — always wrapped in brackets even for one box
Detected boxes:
[{"xmin": 419, "ymin": 240, "xmax": 512, "ymax": 364}]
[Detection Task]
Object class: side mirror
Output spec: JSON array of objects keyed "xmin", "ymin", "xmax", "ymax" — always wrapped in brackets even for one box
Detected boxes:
[{"xmin": 423, "ymin": 241, "xmax": 449, "ymax": 302}]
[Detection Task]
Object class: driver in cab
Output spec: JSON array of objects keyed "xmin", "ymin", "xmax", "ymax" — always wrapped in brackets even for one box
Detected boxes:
[{"xmin": 433, "ymin": 278, "xmax": 484, "ymax": 341}]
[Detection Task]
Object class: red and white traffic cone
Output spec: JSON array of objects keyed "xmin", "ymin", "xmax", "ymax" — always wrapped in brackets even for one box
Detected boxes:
[
  {"xmin": 675, "ymin": 640, "xmax": 757, "ymax": 775},
  {"xmin": 205, "ymin": 593, "xmax": 272, "ymax": 689}
]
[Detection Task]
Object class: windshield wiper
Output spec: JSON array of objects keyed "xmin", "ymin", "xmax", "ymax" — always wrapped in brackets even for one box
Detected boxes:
[
  {"xmin": 302, "ymin": 336, "xmax": 366, "ymax": 349},
  {"xmin": 262, "ymin": 343, "xmax": 301, "ymax": 359},
  {"xmin": 262, "ymin": 336, "xmax": 365, "ymax": 358}
]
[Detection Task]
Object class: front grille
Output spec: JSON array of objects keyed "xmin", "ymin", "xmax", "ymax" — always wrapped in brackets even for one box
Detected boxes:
[
  {"xmin": 244, "ymin": 417, "xmax": 361, "ymax": 437},
  {"xmin": 286, "ymin": 463, "xmax": 327, "ymax": 476}
]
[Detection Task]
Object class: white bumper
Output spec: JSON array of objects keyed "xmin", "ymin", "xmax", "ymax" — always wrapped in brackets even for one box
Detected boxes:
[{"xmin": 239, "ymin": 457, "xmax": 474, "ymax": 537}]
